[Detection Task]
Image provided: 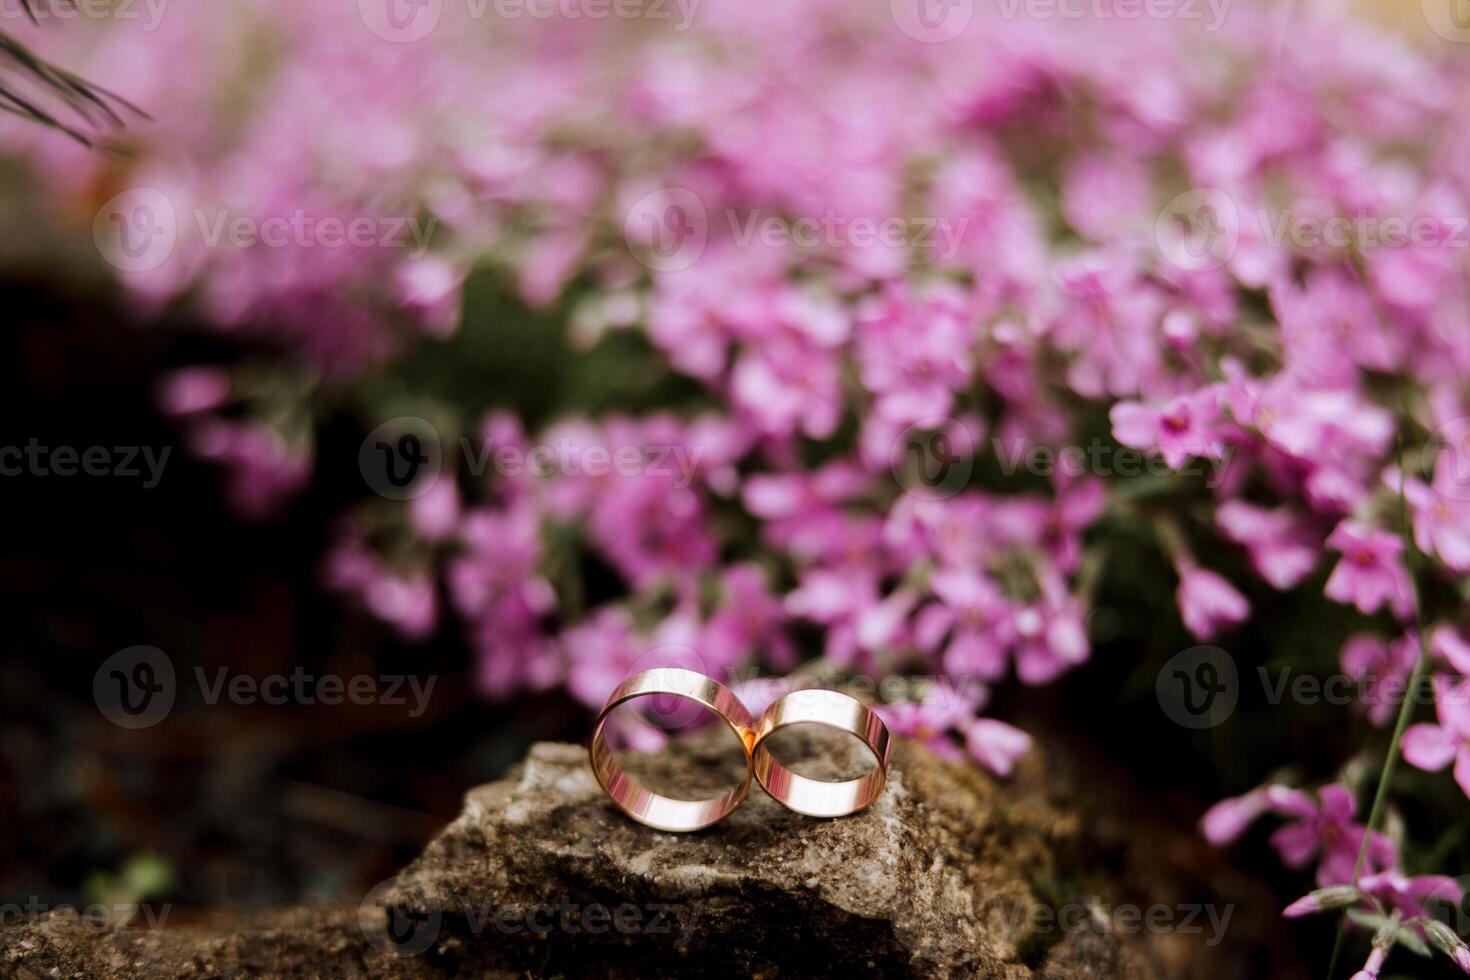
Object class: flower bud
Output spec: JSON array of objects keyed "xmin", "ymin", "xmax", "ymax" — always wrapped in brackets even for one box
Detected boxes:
[{"xmin": 1283, "ymin": 886, "xmax": 1361, "ymax": 918}]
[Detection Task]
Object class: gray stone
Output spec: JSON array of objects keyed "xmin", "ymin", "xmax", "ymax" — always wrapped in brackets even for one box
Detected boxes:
[
  {"xmin": 2, "ymin": 730, "xmax": 1243, "ymax": 978},
  {"xmin": 379, "ymin": 729, "xmax": 1160, "ymax": 978}
]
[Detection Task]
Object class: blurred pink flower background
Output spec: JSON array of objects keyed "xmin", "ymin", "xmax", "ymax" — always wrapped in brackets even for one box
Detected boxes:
[{"xmin": 6, "ymin": 0, "xmax": 1470, "ymax": 971}]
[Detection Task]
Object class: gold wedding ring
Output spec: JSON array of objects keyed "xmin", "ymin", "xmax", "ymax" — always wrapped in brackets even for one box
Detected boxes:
[
  {"xmin": 751, "ymin": 689, "xmax": 890, "ymax": 818},
  {"xmin": 588, "ymin": 667, "xmax": 755, "ymax": 832}
]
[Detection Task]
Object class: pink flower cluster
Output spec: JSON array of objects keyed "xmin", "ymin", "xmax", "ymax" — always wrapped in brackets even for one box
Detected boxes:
[
  {"xmin": 1207, "ymin": 783, "xmax": 1470, "ymax": 975},
  {"xmin": 9, "ymin": 0, "xmax": 1470, "ymax": 958}
]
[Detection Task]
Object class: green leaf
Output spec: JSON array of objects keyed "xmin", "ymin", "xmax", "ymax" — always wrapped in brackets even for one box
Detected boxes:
[
  {"xmin": 1347, "ymin": 909, "xmax": 1392, "ymax": 932},
  {"xmin": 1395, "ymin": 928, "xmax": 1431, "ymax": 958}
]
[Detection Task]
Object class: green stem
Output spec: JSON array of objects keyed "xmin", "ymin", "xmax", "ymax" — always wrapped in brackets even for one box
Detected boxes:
[{"xmin": 1325, "ymin": 436, "xmax": 1432, "ymax": 979}]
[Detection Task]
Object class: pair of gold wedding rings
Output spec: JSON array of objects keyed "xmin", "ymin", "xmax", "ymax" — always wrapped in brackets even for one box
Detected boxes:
[{"xmin": 588, "ymin": 667, "xmax": 891, "ymax": 832}]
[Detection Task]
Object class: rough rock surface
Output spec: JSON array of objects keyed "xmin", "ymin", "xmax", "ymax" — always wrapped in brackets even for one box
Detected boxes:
[
  {"xmin": 382, "ymin": 731, "xmax": 1157, "ymax": 978},
  {"xmin": 1, "ymin": 731, "xmax": 1268, "ymax": 978}
]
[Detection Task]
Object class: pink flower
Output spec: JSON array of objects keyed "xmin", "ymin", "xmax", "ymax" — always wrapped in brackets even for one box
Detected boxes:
[
  {"xmin": 1215, "ymin": 500, "xmax": 1319, "ymax": 590},
  {"xmin": 157, "ymin": 367, "xmax": 231, "ymax": 417},
  {"xmin": 854, "ymin": 588, "xmax": 919, "ymax": 658},
  {"xmin": 1263, "ymin": 785, "xmax": 1394, "ymax": 886},
  {"xmin": 1340, "ymin": 633, "xmax": 1419, "ymax": 728},
  {"xmin": 785, "ymin": 567, "xmax": 882, "ymax": 668},
  {"xmin": 1359, "ymin": 870, "xmax": 1465, "ymax": 922},
  {"xmin": 325, "ymin": 537, "xmax": 438, "ymax": 641},
  {"xmin": 1401, "ymin": 463, "xmax": 1470, "ymax": 574},
  {"xmin": 1111, "ymin": 387, "xmax": 1225, "ymax": 470},
  {"xmin": 1325, "ymin": 521, "xmax": 1413, "ymax": 620},
  {"xmin": 394, "ymin": 256, "xmax": 465, "ymax": 337},
  {"xmin": 586, "ymin": 474, "xmax": 717, "ymax": 591},
  {"xmin": 965, "ymin": 719, "xmax": 1032, "ymax": 777},
  {"xmin": 1061, "ymin": 152, "xmax": 1149, "ymax": 242},
  {"xmin": 855, "ymin": 282, "xmax": 975, "ymax": 426},
  {"xmin": 563, "ymin": 606, "xmax": 642, "ymax": 711},
  {"xmin": 875, "ymin": 687, "xmax": 983, "ymax": 764},
  {"xmin": 1346, "ymin": 944, "xmax": 1386, "ymax": 980},
  {"xmin": 1008, "ymin": 573, "xmax": 1090, "ymax": 684},
  {"xmin": 1200, "ymin": 788, "xmax": 1271, "ymax": 846},
  {"xmin": 189, "ymin": 420, "xmax": 312, "ymax": 520},
  {"xmin": 702, "ymin": 564, "xmax": 794, "ymax": 671},
  {"xmin": 1043, "ymin": 477, "xmax": 1106, "ymax": 574},
  {"xmin": 1270, "ymin": 267, "xmax": 1395, "ymax": 386},
  {"xmin": 1282, "ymin": 884, "xmax": 1363, "ymax": 918},
  {"xmin": 916, "ymin": 568, "xmax": 1012, "ymax": 682},
  {"xmin": 1401, "ymin": 676, "xmax": 1470, "ymax": 798},
  {"xmin": 362, "ymin": 570, "xmax": 438, "ymax": 641},
  {"xmin": 410, "ymin": 478, "xmax": 461, "ymax": 542},
  {"xmin": 1175, "ymin": 561, "xmax": 1250, "ymax": 641},
  {"xmin": 1433, "ymin": 626, "xmax": 1470, "ymax": 675}
]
